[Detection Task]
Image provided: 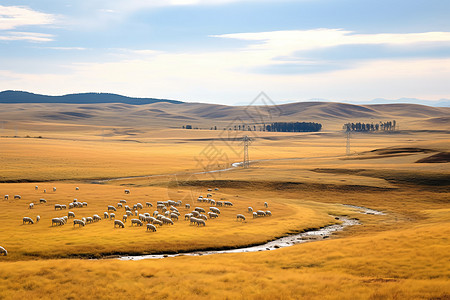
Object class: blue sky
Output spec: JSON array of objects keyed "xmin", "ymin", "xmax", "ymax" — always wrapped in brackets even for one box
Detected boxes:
[{"xmin": 1, "ymin": 0, "xmax": 450, "ymax": 105}]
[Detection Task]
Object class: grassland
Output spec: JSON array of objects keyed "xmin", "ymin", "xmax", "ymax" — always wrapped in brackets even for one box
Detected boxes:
[{"xmin": 0, "ymin": 108, "xmax": 449, "ymax": 299}]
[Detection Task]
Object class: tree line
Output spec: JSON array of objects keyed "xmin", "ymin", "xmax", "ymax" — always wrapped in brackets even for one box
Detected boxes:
[
  {"xmin": 343, "ymin": 120, "xmax": 396, "ymax": 132},
  {"xmin": 182, "ymin": 121, "xmax": 323, "ymax": 132}
]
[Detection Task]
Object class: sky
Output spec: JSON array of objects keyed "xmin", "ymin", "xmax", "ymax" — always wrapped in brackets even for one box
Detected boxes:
[{"xmin": 1, "ymin": 0, "xmax": 450, "ymax": 105}]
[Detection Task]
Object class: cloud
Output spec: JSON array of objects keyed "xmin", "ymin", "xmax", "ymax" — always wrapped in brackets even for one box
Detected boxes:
[
  {"xmin": 0, "ymin": 5, "xmax": 56, "ymax": 30},
  {"xmin": 0, "ymin": 31, "xmax": 54, "ymax": 42}
]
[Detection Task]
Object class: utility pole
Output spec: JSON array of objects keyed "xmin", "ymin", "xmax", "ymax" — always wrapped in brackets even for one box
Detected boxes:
[{"xmin": 243, "ymin": 135, "xmax": 250, "ymax": 168}]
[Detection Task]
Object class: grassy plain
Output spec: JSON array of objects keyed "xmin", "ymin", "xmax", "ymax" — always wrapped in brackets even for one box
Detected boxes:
[{"xmin": 0, "ymin": 118, "xmax": 449, "ymax": 299}]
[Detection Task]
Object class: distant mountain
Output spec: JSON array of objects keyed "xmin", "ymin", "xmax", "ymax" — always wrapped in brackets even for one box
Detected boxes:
[
  {"xmin": 356, "ymin": 97, "xmax": 450, "ymax": 107},
  {"xmin": 0, "ymin": 90, "xmax": 183, "ymax": 105}
]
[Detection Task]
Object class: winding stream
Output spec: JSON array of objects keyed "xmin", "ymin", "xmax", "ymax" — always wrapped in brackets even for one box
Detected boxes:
[{"xmin": 118, "ymin": 205, "xmax": 383, "ymax": 261}]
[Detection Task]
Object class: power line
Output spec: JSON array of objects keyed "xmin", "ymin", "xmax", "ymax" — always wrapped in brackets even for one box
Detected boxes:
[{"xmin": 243, "ymin": 135, "xmax": 250, "ymax": 168}]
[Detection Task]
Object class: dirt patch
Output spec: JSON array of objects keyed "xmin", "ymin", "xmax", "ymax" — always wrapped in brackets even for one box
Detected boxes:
[
  {"xmin": 367, "ymin": 147, "xmax": 436, "ymax": 155},
  {"xmin": 416, "ymin": 152, "xmax": 450, "ymax": 163}
]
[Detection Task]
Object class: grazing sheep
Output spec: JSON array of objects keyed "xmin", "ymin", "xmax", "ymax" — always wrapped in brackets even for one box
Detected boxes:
[
  {"xmin": 146, "ymin": 224, "xmax": 157, "ymax": 232},
  {"xmin": 61, "ymin": 205, "xmax": 67, "ymax": 210},
  {"xmin": 124, "ymin": 189, "xmax": 130, "ymax": 194},
  {"xmin": 210, "ymin": 199, "xmax": 216, "ymax": 205},
  {"xmin": 215, "ymin": 188, "xmax": 219, "ymax": 191},
  {"xmin": 136, "ymin": 203, "xmax": 143, "ymax": 209},
  {"xmin": 146, "ymin": 202, "xmax": 152, "ymax": 207},
  {"xmin": 170, "ymin": 213, "xmax": 179, "ymax": 220},
  {"xmin": 169, "ymin": 206, "xmax": 178, "ymax": 212},
  {"xmin": 207, "ymin": 193, "xmax": 212, "ymax": 198},
  {"xmin": 122, "ymin": 215, "xmax": 127, "ymax": 222},
  {"xmin": 36, "ymin": 215, "xmax": 40, "ymax": 223},
  {"xmin": 107, "ymin": 205, "xmax": 116, "ymax": 212},
  {"xmin": 68, "ymin": 211, "xmax": 75, "ymax": 218},
  {"xmin": 224, "ymin": 201, "xmax": 233, "ymax": 207},
  {"xmin": 264, "ymin": 202, "xmax": 268, "ymax": 208},
  {"xmin": 120, "ymin": 199, "xmax": 127, "ymax": 204},
  {"xmin": 82, "ymin": 202, "xmax": 87, "ymax": 207},
  {"xmin": 164, "ymin": 211, "xmax": 170, "ymax": 217},
  {"xmin": 195, "ymin": 207, "xmax": 205, "ymax": 213},
  {"xmin": 110, "ymin": 213, "xmax": 115, "ymax": 219},
  {"xmin": 134, "ymin": 210, "xmax": 138, "ymax": 216},
  {"xmin": 139, "ymin": 214, "xmax": 146, "ymax": 221},
  {"xmin": 198, "ymin": 214, "xmax": 208, "ymax": 221},
  {"xmin": 54, "ymin": 204, "xmax": 62, "ymax": 210},
  {"xmin": 62, "ymin": 216, "xmax": 68, "ymax": 223},
  {"xmin": 253, "ymin": 212, "xmax": 258, "ymax": 218},
  {"xmin": 216, "ymin": 201, "xmax": 223, "ymax": 207},
  {"xmin": 104, "ymin": 212, "xmax": 109, "ymax": 219},
  {"xmin": 126, "ymin": 211, "xmax": 133, "ymax": 217},
  {"xmin": 29, "ymin": 203, "xmax": 34, "ymax": 209},
  {"xmin": 162, "ymin": 217, "xmax": 174, "ymax": 225},
  {"xmin": 196, "ymin": 219, "xmax": 206, "ymax": 226},
  {"xmin": 0, "ymin": 246, "xmax": 7, "ymax": 256},
  {"xmin": 73, "ymin": 219, "xmax": 85, "ymax": 227},
  {"xmin": 184, "ymin": 213, "xmax": 192, "ymax": 220},
  {"xmin": 23, "ymin": 217, "xmax": 34, "ymax": 224},
  {"xmin": 133, "ymin": 204, "xmax": 137, "ymax": 210},
  {"xmin": 248, "ymin": 207, "xmax": 253, "ymax": 213},
  {"xmin": 14, "ymin": 195, "xmax": 21, "ymax": 200},
  {"xmin": 153, "ymin": 210, "xmax": 159, "ymax": 217},
  {"xmin": 40, "ymin": 198, "xmax": 47, "ymax": 204},
  {"xmin": 73, "ymin": 199, "xmax": 78, "ymax": 203},
  {"xmin": 93, "ymin": 215, "xmax": 101, "ymax": 222},
  {"xmin": 208, "ymin": 212, "xmax": 218, "ymax": 219},
  {"xmin": 86, "ymin": 217, "xmax": 93, "ymax": 224},
  {"xmin": 117, "ymin": 203, "xmax": 123, "ymax": 208},
  {"xmin": 236, "ymin": 214, "xmax": 246, "ymax": 221},
  {"xmin": 53, "ymin": 187, "xmax": 56, "ymax": 192},
  {"xmin": 189, "ymin": 216, "xmax": 198, "ymax": 225},
  {"xmin": 153, "ymin": 219, "xmax": 163, "ymax": 226},
  {"xmin": 68, "ymin": 203, "xmax": 74, "ymax": 209},
  {"xmin": 256, "ymin": 210, "xmax": 266, "ymax": 217},
  {"xmin": 35, "ymin": 185, "xmax": 38, "ymax": 190},
  {"xmin": 52, "ymin": 218, "xmax": 65, "ymax": 226},
  {"xmin": 191, "ymin": 211, "xmax": 199, "ymax": 217},
  {"xmin": 207, "ymin": 188, "xmax": 212, "ymax": 192},
  {"xmin": 265, "ymin": 210, "xmax": 272, "ymax": 216},
  {"xmin": 124, "ymin": 205, "xmax": 131, "ymax": 211},
  {"xmin": 185, "ymin": 204, "xmax": 190, "ymax": 209},
  {"xmin": 130, "ymin": 219, "xmax": 143, "ymax": 226},
  {"xmin": 75, "ymin": 187, "xmax": 79, "ymax": 190},
  {"xmin": 114, "ymin": 220, "xmax": 125, "ymax": 228},
  {"xmin": 210, "ymin": 207, "xmax": 220, "ymax": 214},
  {"xmin": 43, "ymin": 189, "xmax": 46, "ymax": 193},
  {"xmin": 4, "ymin": 195, "xmax": 9, "ymax": 200}
]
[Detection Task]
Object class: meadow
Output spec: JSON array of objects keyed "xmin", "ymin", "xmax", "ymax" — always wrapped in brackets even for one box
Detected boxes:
[{"xmin": 0, "ymin": 115, "xmax": 449, "ymax": 299}]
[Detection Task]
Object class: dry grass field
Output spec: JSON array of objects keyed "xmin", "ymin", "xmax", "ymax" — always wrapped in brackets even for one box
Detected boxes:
[{"xmin": 0, "ymin": 102, "xmax": 449, "ymax": 299}]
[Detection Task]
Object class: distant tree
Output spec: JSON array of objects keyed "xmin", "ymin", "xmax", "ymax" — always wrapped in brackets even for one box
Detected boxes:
[
  {"xmin": 182, "ymin": 125, "xmax": 185, "ymax": 129},
  {"xmin": 185, "ymin": 125, "xmax": 192, "ymax": 129}
]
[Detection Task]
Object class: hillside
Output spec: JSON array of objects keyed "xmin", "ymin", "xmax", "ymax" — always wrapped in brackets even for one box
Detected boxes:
[
  {"xmin": 0, "ymin": 92, "xmax": 449, "ymax": 132},
  {"xmin": 0, "ymin": 90, "xmax": 182, "ymax": 105}
]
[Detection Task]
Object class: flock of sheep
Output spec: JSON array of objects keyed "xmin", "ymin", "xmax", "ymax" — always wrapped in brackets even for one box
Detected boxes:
[{"xmin": 0, "ymin": 186, "xmax": 272, "ymax": 256}]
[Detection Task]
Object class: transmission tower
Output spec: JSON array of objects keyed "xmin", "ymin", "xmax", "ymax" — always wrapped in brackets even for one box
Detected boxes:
[
  {"xmin": 346, "ymin": 130, "xmax": 351, "ymax": 156},
  {"xmin": 243, "ymin": 135, "xmax": 251, "ymax": 168}
]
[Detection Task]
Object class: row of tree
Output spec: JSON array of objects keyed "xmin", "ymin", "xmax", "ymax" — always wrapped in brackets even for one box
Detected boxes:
[
  {"xmin": 343, "ymin": 120, "xmax": 397, "ymax": 132},
  {"xmin": 183, "ymin": 122, "xmax": 323, "ymax": 132}
]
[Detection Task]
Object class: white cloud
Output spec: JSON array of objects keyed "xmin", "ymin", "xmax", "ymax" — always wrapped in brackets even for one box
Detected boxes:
[
  {"xmin": 213, "ymin": 29, "xmax": 450, "ymax": 57},
  {"xmin": 0, "ymin": 31, "xmax": 54, "ymax": 42},
  {"xmin": 0, "ymin": 5, "xmax": 56, "ymax": 30}
]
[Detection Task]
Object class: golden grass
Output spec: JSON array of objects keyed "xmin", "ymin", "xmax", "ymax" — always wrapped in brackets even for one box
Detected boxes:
[{"xmin": 0, "ymin": 129, "xmax": 449, "ymax": 299}]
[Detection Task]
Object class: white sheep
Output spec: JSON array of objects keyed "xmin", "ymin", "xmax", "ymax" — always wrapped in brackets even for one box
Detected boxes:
[
  {"xmin": 153, "ymin": 219, "xmax": 163, "ymax": 226},
  {"xmin": 210, "ymin": 207, "xmax": 220, "ymax": 214},
  {"xmin": 264, "ymin": 202, "xmax": 268, "ymax": 208},
  {"xmin": 52, "ymin": 218, "xmax": 64, "ymax": 226},
  {"xmin": 75, "ymin": 187, "xmax": 79, "ymax": 190},
  {"xmin": 114, "ymin": 220, "xmax": 125, "ymax": 228},
  {"xmin": 236, "ymin": 214, "xmax": 246, "ymax": 221},
  {"xmin": 126, "ymin": 211, "xmax": 133, "ymax": 216},
  {"xmin": 185, "ymin": 213, "xmax": 192, "ymax": 220},
  {"xmin": 68, "ymin": 211, "xmax": 75, "ymax": 218},
  {"xmin": 224, "ymin": 201, "xmax": 233, "ymax": 207},
  {"xmin": 61, "ymin": 204, "xmax": 67, "ymax": 210},
  {"xmin": 198, "ymin": 214, "xmax": 208, "ymax": 221},
  {"xmin": 191, "ymin": 211, "xmax": 199, "ymax": 217},
  {"xmin": 195, "ymin": 207, "xmax": 205, "ymax": 213},
  {"xmin": 117, "ymin": 203, "xmax": 123, "ymax": 208},
  {"xmin": 170, "ymin": 213, "xmax": 179, "ymax": 220},
  {"xmin": 86, "ymin": 217, "xmax": 93, "ymax": 223},
  {"xmin": 107, "ymin": 205, "xmax": 116, "ymax": 212},
  {"xmin": 23, "ymin": 217, "xmax": 34, "ymax": 224},
  {"xmin": 265, "ymin": 210, "xmax": 272, "ymax": 216},
  {"xmin": 40, "ymin": 198, "xmax": 47, "ymax": 204},
  {"xmin": 122, "ymin": 215, "xmax": 128, "ymax": 222},
  {"xmin": 134, "ymin": 210, "xmax": 138, "ymax": 216},
  {"xmin": 196, "ymin": 219, "xmax": 206, "ymax": 226},
  {"xmin": 146, "ymin": 202, "xmax": 152, "ymax": 207},
  {"xmin": 253, "ymin": 212, "xmax": 258, "ymax": 218},
  {"xmin": 14, "ymin": 195, "xmax": 21, "ymax": 200},
  {"xmin": 216, "ymin": 201, "xmax": 223, "ymax": 207},
  {"xmin": 36, "ymin": 215, "xmax": 40, "ymax": 223},
  {"xmin": 43, "ymin": 189, "xmax": 46, "ymax": 193},
  {"xmin": 35, "ymin": 185, "xmax": 38, "ymax": 190},
  {"xmin": 54, "ymin": 204, "xmax": 62, "ymax": 210},
  {"xmin": 185, "ymin": 204, "xmax": 191, "ymax": 209},
  {"xmin": 130, "ymin": 219, "xmax": 143, "ymax": 226},
  {"xmin": 82, "ymin": 202, "xmax": 87, "ymax": 207},
  {"xmin": 104, "ymin": 212, "xmax": 109, "ymax": 219},
  {"xmin": 53, "ymin": 187, "xmax": 56, "ymax": 192},
  {"xmin": 208, "ymin": 212, "xmax": 218, "ymax": 219},
  {"xmin": 136, "ymin": 203, "xmax": 143, "ymax": 209},
  {"xmin": 162, "ymin": 217, "xmax": 174, "ymax": 225},
  {"xmin": 120, "ymin": 199, "xmax": 127, "ymax": 204},
  {"xmin": 124, "ymin": 189, "xmax": 130, "ymax": 194},
  {"xmin": 146, "ymin": 223, "xmax": 157, "ymax": 232},
  {"xmin": 73, "ymin": 219, "xmax": 85, "ymax": 227},
  {"xmin": 4, "ymin": 195, "xmax": 8, "ymax": 200},
  {"xmin": 29, "ymin": 203, "xmax": 34, "ymax": 209},
  {"xmin": 93, "ymin": 215, "xmax": 101, "ymax": 222},
  {"xmin": 256, "ymin": 210, "xmax": 266, "ymax": 217},
  {"xmin": 0, "ymin": 246, "xmax": 7, "ymax": 256},
  {"xmin": 248, "ymin": 207, "xmax": 253, "ymax": 213}
]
